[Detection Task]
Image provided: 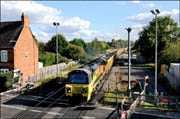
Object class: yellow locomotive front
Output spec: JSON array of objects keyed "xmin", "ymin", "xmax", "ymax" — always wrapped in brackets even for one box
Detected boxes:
[{"xmin": 65, "ymin": 69, "xmax": 93, "ymax": 101}]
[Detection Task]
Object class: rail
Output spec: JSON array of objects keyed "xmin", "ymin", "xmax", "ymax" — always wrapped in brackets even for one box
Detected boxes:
[{"xmin": 15, "ymin": 86, "xmax": 65, "ymax": 119}]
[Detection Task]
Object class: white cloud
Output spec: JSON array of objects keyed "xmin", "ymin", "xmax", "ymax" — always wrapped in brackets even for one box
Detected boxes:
[
  {"xmin": 1, "ymin": 1, "xmax": 98, "ymax": 42},
  {"xmin": 131, "ymin": 0, "xmax": 140, "ymax": 3},
  {"xmin": 128, "ymin": 13, "xmax": 152, "ymax": 23},
  {"xmin": 160, "ymin": 9, "xmax": 179, "ymax": 16},
  {"xmin": 127, "ymin": 9, "xmax": 180, "ymax": 24},
  {"xmin": 1, "ymin": 1, "xmax": 62, "ymax": 24},
  {"xmin": 143, "ymin": 3, "xmax": 155, "ymax": 8},
  {"xmin": 131, "ymin": 24, "xmax": 147, "ymax": 30},
  {"xmin": 127, "ymin": 9, "xmax": 180, "ymax": 41}
]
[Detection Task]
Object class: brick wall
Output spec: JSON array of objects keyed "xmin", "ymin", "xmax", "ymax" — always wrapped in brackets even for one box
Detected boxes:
[{"xmin": 14, "ymin": 26, "xmax": 38, "ymax": 79}]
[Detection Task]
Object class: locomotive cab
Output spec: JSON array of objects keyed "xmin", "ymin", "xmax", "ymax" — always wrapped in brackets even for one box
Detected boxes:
[{"xmin": 65, "ymin": 69, "xmax": 92, "ymax": 101}]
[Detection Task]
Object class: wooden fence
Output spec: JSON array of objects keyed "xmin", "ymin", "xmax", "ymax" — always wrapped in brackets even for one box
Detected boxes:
[{"xmin": 21, "ymin": 61, "xmax": 78, "ymax": 86}]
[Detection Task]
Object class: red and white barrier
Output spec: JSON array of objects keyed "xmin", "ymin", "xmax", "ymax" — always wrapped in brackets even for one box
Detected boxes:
[
  {"xmin": 120, "ymin": 111, "xmax": 128, "ymax": 119},
  {"xmin": 0, "ymin": 88, "xmax": 18, "ymax": 96}
]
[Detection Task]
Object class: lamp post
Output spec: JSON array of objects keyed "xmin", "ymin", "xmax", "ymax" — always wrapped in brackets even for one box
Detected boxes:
[
  {"xmin": 151, "ymin": 9, "xmax": 160, "ymax": 96},
  {"xmin": 126, "ymin": 27, "xmax": 132, "ymax": 93},
  {"xmin": 53, "ymin": 22, "xmax": 60, "ymax": 77}
]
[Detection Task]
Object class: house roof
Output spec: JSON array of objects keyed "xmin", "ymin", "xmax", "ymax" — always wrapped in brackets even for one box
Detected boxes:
[{"xmin": 0, "ymin": 21, "xmax": 23, "ymax": 48}]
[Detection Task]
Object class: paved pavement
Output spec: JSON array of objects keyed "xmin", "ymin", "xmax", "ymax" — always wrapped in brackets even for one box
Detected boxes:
[{"xmin": 1, "ymin": 93, "xmax": 116, "ymax": 118}]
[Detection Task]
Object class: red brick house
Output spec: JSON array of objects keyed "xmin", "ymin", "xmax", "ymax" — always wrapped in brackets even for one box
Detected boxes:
[{"xmin": 0, "ymin": 13, "xmax": 38, "ymax": 79}]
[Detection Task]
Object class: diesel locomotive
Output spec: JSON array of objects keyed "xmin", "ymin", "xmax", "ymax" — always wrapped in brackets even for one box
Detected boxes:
[{"xmin": 65, "ymin": 48, "xmax": 126, "ymax": 101}]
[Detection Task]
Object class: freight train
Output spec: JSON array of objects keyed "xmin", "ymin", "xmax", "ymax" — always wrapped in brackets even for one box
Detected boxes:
[{"xmin": 65, "ymin": 48, "xmax": 126, "ymax": 102}]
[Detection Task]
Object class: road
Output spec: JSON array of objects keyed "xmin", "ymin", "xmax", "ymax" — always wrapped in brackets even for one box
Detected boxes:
[{"xmin": 0, "ymin": 92, "xmax": 116, "ymax": 118}]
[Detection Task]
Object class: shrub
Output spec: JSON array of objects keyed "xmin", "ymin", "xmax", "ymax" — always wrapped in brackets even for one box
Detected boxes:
[{"xmin": 0, "ymin": 71, "xmax": 19, "ymax": 92}]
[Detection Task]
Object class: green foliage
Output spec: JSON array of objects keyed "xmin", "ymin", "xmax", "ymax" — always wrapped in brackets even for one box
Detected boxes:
[
  {"xmin": 108, "ymin": 39, "xmax": 130, "ymax": 49},
  {"xmin": 0, "ymin": 71, "xmax": 19, "ymax": 92},
  {"xmin": 39, "ymin": 51, "xmax": 72, "ymax": 66},
  {"xmin": 45, "ymin": 34, "xmax": 69, "ymax": 56},
  {"xmin": 85, "ymin": 38, "xmax": 110, "ymax": 56},
  {"xmin": 39, "ymin": 52, "xmax": 56, "ymax": 66},
  {"xmin": 38, "ymin": 34, "xmax": 128, "ymax": 65},
  {"xmin": 70, "ymin": 38, "xmax": 87, "ymax": 49},
  {"xmin": 159, "ymin": 41, "xmax": 180, "ymax": 65},
  {"xmin": 134, "ymin": 16, "xmax": 180, "ymax": 62},
  {"xmin": 60, "ymin": 56, "xmax": 72, "ymax": 63},
  {"xmin": 66, "ymin": 44, "xmax": 85, "ymax": 60},
  {"xmin": 38, "ymin": 41, "xmax": 46, "ymax": 52}
]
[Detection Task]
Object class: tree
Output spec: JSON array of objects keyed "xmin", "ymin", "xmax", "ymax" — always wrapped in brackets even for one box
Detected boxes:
[
  {"xmin": 45, "ymin": 34, "xmax": 69, "ymax": 56},
  {"xmin": 66, "ymin": 44, "xmax": 85, "ymax": 60},
  {"xmin": 39, "ymin": 52, "xmax": 56, "ymax": 66},
  {"xmin": 134, "ymin": 16, "xmax": 179, "ymax": 62},
  {"xmin": 38, "ymin": 41, "xmax": 46, "ymax": 52},
  {"xmin": 70, "ymin": 38, "xmax": 87, "ymax": 50},
  {"xmin": 159, "ymin": 40, "xmax": 180, "ymax": 65}
]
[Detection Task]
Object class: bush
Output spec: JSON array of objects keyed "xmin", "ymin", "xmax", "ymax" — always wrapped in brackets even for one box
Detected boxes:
[
  {"xmin": 60, "ymin": 56, "xmax": 72, "ymax": 63},
  {"xmin": 39, "ymin": 51, "xmax": 73, "ymax": 66},
  {"xmin": 39, "ymin": 52, "xmax": 56, "ymax": 66},
  {"xmin": 0, "ymin": 71, "xmax": 19, "ymax": 92}
]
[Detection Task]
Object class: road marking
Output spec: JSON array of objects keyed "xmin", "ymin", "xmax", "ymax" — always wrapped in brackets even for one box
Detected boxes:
[
  {"xmin": 1, "ymin": 96, "xmax": 70, "ymax": 106},
  {"xmin": 1, "ymin": 94, "xmax": 20, "ymax": 102},
  {"xmin": 96, "ymin": 106, "xmax": 115, "ymax": 110},
  {"xmin": 81, "ymin": 116, "xmax": 96, "ymax": 119},
  {"xmin": 1, "ymin": 104, "xmax": 63, "ymax": 116}
]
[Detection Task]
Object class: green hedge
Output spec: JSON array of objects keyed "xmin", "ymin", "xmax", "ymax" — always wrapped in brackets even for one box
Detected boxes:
[
  {"xmin": 0, "ymin": 71, "xmax": 19, "ymax": 92},
  {"xmin": 39, "ymin": 51, "xmax": 72, "ymax": 66}
]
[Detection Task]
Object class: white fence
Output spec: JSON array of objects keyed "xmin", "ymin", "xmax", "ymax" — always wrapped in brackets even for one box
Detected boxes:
[
  {"xmin": 164, "ymin": 69, "xmax": 180, "ymax": 91},
  {"xmin": 22, "ymin": 61, "xmax": 78, "ymax": 85}
]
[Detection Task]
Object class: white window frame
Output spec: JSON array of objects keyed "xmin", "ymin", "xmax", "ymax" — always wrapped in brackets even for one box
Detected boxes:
[
  {"xmin": 1, "ymin": 50, "xmax": 8, "ymax": 62},
  {"xmin": 25, "ymin": 52, "xmax": 28, "ymax": 59}
]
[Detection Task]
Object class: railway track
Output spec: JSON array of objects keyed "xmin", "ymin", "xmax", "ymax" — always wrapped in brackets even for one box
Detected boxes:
[
  {"xmin": 7, "ymin": 74, "xmax": 107, "ymax": 119},
  {"xmin": 54, "ymin": 70, "xmax": 112, "ymax": 119},
  {"xmin": 14, "ymin": 86, "xmax": 67, "ymax": 119},
  {"xmin": 12, "ymin": 54, "xmax": 117, "ymax": 119}
]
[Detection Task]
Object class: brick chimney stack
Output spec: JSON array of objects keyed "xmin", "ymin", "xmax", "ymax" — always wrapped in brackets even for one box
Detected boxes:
[{"xmin": 21, "ymin": 12, "xmax": 29, "ymax": 27}]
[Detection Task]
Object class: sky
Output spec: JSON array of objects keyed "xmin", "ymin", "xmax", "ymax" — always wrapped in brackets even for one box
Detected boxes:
[{"xmin": 1, "ymin": 0, "xmax": 179, "ymax": 42}]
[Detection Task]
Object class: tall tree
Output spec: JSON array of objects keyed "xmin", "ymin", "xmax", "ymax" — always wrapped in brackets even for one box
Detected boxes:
[
  {"xmin": 45, "ymin": 34, "xmax": 69, "ymax": 56},
  {"xmin": 66, "ymin": 44, "xmax": 85, "ymax": 60},
  {"xmin": 70, "ymin": 38, "xmax": 87, "ymax": 50},
  {"xmin": 134, "ymin": 16, "xmax": 179, "ymax": 62},
  {"xmin": 159, "ymin": 40, "xmax": 180, "ymax": 65},
  {"xmin": 38, "ymin": 41, "xmax": 46, "ymax": 52}
]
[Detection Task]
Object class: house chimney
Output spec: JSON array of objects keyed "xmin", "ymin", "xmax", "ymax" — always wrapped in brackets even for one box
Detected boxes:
[{"xmin": 21, "ymin": 12, "xmax": 29, "ymax": 27}]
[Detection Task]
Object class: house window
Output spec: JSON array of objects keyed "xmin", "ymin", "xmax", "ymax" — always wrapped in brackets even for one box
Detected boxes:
[
  {"xmin": 25, "ymin": 52, "xmax": 28, "ymax": 59},
  {"xmin": 1, "ymin": 50, "xmax": 8, "ymax": 62}
]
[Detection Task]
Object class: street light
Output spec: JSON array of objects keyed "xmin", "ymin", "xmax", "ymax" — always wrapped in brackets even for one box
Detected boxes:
[
  {"xmin": 151, "ymin": 9, "xmax": 160, "ymax": 96},
  {"xmin": 53, "ymin": 22, "xmax": 60, "ymax": 77},
  {"xmin": 126, "ymin": 27, "xmax": 132, "ymax": 93}
]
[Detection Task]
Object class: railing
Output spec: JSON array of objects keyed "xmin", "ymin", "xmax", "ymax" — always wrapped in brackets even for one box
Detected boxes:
[{"xmin": 137, "ymin": 94, "xmax": 180, "ymax": 112}]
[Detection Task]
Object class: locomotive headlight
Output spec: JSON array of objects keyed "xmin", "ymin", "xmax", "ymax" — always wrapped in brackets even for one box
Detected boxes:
[
  {"xmin": 82, "ymin": 88, "xmax": 88, "ymax": 93},
  {"xmin": 67, "ymin": 88, "xmax": 71, "ymax": 93}
]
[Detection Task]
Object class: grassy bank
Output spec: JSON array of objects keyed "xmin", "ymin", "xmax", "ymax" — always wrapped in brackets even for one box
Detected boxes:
[{"xmin": 135, "ymin": 63, "xmax": 155, "ymax": 69}]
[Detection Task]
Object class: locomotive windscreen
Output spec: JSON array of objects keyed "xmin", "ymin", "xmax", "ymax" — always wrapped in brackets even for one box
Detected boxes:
[
  {"xmin": 68, "ymin": 74, "xmax": 87, "ymax": 84},
  {"xmin": 68, "ymin": 70, "xmax": 89, "ymax": 84}
]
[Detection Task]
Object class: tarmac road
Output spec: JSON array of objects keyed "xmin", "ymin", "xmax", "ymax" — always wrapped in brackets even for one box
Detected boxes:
[{"xmin": 1, "ymin": 93, "xmax": 116, "ymax": 118}]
